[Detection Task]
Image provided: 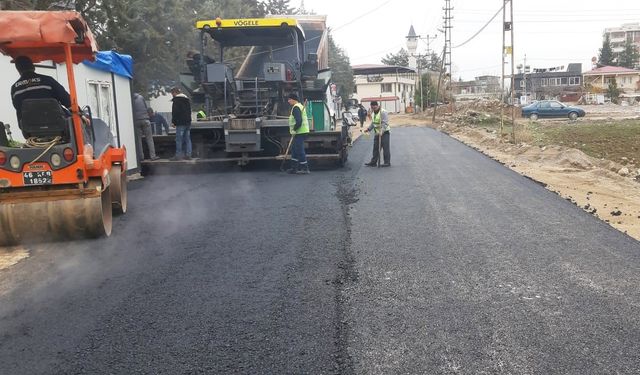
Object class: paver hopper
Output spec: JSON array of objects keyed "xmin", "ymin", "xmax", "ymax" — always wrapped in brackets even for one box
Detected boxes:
[{"xmin": 0, "ymin": 11, "xmax": 127, "ymax": 245}]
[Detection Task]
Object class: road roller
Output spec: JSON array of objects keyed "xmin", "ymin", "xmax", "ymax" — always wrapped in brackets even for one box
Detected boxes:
[{"xmin": 0, "ymin": 11, "xmax": 127, "ymax": 245}]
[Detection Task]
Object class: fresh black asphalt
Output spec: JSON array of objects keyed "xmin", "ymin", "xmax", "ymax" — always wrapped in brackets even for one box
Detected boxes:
[{"xmin": 1, "ymin": 127, "xmax": 639, "ymax": 374}]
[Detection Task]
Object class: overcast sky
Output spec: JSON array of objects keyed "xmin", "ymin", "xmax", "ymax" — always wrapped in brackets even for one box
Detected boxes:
[{"xmin": 300, "ymin": 0, "xmax": 640, "ymax": 80}]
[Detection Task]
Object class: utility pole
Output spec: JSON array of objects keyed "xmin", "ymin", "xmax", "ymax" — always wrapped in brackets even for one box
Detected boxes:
[
  {"xmin": 500, "ymin": 0, "xmax": 514, "ymax": 140},
  {"xmin": 443, "ymin": 0, "xmax": 453, "ymax": 110},
  {"xmin": 423, "ymin": 34, "xmax": 437, "ymax": 109}
]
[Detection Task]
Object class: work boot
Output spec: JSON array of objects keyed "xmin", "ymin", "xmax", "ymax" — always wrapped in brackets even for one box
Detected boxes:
[
  {"xmin": 169, "ymin": 155, "xmax": 183, "ymax": 161},
  {"xmin": 381, "ymin": 162, "xmax": 391, "ymax": 167},
  {"xmin": 183, "ymin": 155, "xmax": 192, "ymax": 160},
  {"xmin": 286, "ymin": 161, "xmax": 299, "ymax": 174},
  {"xmin": 365, "ymin": 161, "xmax": 377, "ymax": 167},
  {"xmin": 296, "ymin": 163, "xmax": 310, "ymax": 174}
]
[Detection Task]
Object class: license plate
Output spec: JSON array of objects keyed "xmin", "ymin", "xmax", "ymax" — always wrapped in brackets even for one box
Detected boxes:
[{"xmin": 23, "ymin": 171, "xmax": 53, "ymax": 185}]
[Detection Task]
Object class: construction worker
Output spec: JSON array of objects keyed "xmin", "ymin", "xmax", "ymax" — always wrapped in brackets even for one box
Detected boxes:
[
  {"xmin": 196, "ymin": 109, "xmax": 206, "ymax": 120},
  {"xmin": 169, "ymin": 87, "xmax": 193, "ymax": 161},
  {"xmin": 364, "ymin": 101, "xmax": 391, "ymax": 167},
  {"xmin": 11, "ymin": 56, "xmax": 71, "ymax": 134},
  {"xmin": 286, "ymin": 93, "xmax": 310, "ymax": 174},
  {"xmin": 132, "ymin": 93, "xmax": 159, "ymax": 161},
  {"xmin": 147, "ymin": 107, "xmax": 169, "ymax": 135}
]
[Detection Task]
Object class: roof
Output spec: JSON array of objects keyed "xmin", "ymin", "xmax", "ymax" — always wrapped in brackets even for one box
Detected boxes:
[
  {"xmin": 407, "ymin": 25, "xmax": 417, "ymax": 38},
  {"xmin": 0, "ymin": 11, "xmax": 97, "ymax": 64},
  {"xmin": 360, "ymin": 96, "xmax": 399, "ymax": 102},
  {"xmin": 83, "ymin": 51, "xmax": 133, "ymax": 79},
  {"xmin": 583, "ymin": 65, "xmax": 640, "ymax": 75},
  {"xmin": 352, "ymin": 64, "xmax": 416, "ymax": 75}
]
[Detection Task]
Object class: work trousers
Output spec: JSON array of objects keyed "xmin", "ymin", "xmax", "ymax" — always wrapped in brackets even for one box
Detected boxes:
[
  {"xmin": 291, "ymin": 134, "xmax": 307, "ymax": 165},
  {"xmin": 135, "ymin": 119, "xmax": 156, "ymax": 160},
  {"xmin": 370, "ymin": 131, "xmax": 390, "ymax": 165},
  {"xmin": 175, "ymin": 125, "xmax": 192, "ymax": 158}
]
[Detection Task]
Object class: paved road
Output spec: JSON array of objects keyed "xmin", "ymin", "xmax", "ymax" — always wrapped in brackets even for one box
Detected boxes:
[{"xmin": 1, "ymin": 127, "xmax": 640, "ymax": 374}]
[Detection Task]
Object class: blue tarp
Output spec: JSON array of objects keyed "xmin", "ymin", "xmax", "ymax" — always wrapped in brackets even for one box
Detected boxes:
[{"xmin": 83, "ymin": 51, "xmax": 133, "ymax": 79}]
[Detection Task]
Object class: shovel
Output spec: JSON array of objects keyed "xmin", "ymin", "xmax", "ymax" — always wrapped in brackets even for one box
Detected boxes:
[{"xmin": 278, "ymin": 135, "xmax": 295, "ymax": 172}]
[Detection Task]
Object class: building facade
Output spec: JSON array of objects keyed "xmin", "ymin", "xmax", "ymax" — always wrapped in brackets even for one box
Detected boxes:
[
  {"xmin": 604, "ymin": 22, "xmax": 640, "ymax": 66},
  {"xmin": 513, "ymin": 63, "xmax": 583, "ymax": 102},
  {"xmin": 583, "ymin": 65, "xmax": 640, "ymax": 94},
  {"xmin": 451, "ymin": 75, "xmax": 500, "ymax": 100},
  {"xmin": 352, "ymin": 64, "xmax": 417, "ymax": 113}
]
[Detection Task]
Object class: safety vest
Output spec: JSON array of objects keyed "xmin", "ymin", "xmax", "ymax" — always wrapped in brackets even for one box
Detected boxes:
[
  {"xmin": 289, "ymin": 102, "xmax": 309, "ymax": 135},
  {"xmin": 196, "ymin": 110, "xmax": 206, "ymax": 119},
  {"xmin": 371, "ymin": 108, "xmax": 390, "ymax": 134}
]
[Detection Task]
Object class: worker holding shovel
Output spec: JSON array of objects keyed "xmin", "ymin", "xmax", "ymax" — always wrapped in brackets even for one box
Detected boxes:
[
  {"xmin": 364, "ymin": 101, "xmax": 391, "ymax": 167},
  {"xmin": 285, "ymin": 93, "xmax": 310, "ymax": 174}
]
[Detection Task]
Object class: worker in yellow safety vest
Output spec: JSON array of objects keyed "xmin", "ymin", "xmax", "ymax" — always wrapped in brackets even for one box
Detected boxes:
[
  {"xmin": 286, "ymin": 93, "xmax": 310, "ymax": 174},
  {"xmin": 364, "ymin": 100, "xmax": 391, "ymax": 167}
]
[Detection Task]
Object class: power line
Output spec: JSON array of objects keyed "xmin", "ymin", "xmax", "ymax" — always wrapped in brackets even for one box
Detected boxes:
[
  {"xmin": 453, "ymin": 4, "xmax": 503, "ymax": 48},
  {"xmin": 331, "ymin": 0, "xmax": 393, "ymax": 32}
]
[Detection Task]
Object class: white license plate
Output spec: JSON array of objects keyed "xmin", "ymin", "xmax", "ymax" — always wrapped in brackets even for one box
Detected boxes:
[{"xmin": 23, "ymin": 171, "xmax": 53, "ymax": 185}]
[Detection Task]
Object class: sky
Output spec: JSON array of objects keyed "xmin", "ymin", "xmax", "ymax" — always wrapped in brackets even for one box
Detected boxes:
[{"xmin": 300, "ymin": 0, "xmax": 640, "ymax": 80}]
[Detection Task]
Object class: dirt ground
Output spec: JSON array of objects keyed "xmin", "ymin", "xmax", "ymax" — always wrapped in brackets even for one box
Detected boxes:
[
  {"xmin": 0, "ymin": 246, "xmax": 29, "ymax": 271},
  {"xmin": 388, "ymin": 108, "xmax": 640, "ymax": 242}
]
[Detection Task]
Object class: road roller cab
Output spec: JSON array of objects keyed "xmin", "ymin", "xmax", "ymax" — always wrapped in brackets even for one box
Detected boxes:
[{"xmin": 0, "ymin": 11, "xmax": 128, "ymax": 245}]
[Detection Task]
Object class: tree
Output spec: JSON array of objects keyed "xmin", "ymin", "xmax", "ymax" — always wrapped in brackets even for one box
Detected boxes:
[
  {"xmin": 424, "ymin": 52, "xmax": 443, "ymax": 72},
  {"xmin": 381, "ymin": 48, "xmax": 409, "ymax": 67},
  {"xmin": 328, "ymin": 34, "xmax": 354, "ymax": 102},
  {"xmin": 607, "ymin": 79, "xmax": 620, "ymax": 104},
  {"xmin": 599, "ymin": 34, "xmax": 614, "ymax": 66},
  {"xmin": 260, "ymin": 0, "xmax": 294, "ymax": 15},
  {"xmin": 617, "ymin": 38, "xmax": 640, "ymax": 69}
]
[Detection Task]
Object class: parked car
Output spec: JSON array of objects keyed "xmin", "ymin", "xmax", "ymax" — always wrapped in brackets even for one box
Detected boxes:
[{"xmin": 521, "ymin": 100, "xmax": 586, "ymax": 120}]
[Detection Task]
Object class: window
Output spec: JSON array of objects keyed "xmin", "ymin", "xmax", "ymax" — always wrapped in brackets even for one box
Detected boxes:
[
  {"xmin": 561, "ymin": 77, "xmax": 568, "ymax": 85},
  {"xmin": 381, "ymin": 83, "xmax": 392, "ymax": 92},
  {"xmin": 569, "ymin": 77, "xmax": 581, "ymax": 85},
  {"xmin": 87, "ymin": 81, "xmax": 115, "ymax": 136},
  {"xmin": 550, "ymin": 101, "xmax": 563, "ymax": 108}
]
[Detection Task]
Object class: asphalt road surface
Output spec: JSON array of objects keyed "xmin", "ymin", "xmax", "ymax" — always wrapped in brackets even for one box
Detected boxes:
[{"xmin": 2, "ymin": 127, "xmax": 640, "ymax": 374}]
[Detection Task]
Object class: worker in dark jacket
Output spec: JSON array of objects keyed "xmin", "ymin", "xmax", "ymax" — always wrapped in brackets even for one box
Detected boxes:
[
  {"xmin": 286, "ymin": 93, "xmax": 310, "ymax": 174},
  {"xmin": 147, "ymin": 107, "xmax": 169, "ymax": 135},
  {"xmin": 11, "ymin": 56, "xmax": 71, "ymax": 134},
  {"xmin": 170, "ymin": 87, "xmax": 192, "ymax": 161},
  {"xmin": 357, "ymin": 104, "xmax": 367, "ymax": 127}
]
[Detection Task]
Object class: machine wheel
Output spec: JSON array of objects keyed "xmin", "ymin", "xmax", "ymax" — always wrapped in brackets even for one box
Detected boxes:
[
  {"xmin": 568, "ymin": 111, "xmax": 578, "ymax": 121},
  {"xmin": 529, "ymin": 113, "xmax": 538, "ymax": 121},
  {"xmin": 110, "ymin": 164, "xmax": 128, "ymax": 214}
]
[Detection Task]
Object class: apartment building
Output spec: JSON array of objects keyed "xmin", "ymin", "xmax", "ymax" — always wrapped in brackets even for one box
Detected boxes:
[{"xmin": 604, "ymin": 23, "xmax": 640, "ymax": 56}]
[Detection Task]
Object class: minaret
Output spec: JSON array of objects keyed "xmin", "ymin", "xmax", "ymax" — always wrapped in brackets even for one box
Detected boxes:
[{"xmin": 406, "ymin": 25, "xmax": 418, "ymax": 69}]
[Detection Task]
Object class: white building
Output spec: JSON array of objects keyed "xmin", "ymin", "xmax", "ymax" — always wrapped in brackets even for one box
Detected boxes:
[
  {"xmin": 352, "ymin": 64, "xmax": 417, "ymax": 113},
  {"xmin": 0, "ymin": 52, "xmax": 139, "ymax": 172},
  {"xmin": 604, "ymin": 22, "xmax": 640, "ymax": 66}
]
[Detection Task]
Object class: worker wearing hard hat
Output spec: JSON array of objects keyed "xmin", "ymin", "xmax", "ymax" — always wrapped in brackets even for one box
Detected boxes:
[
  {"xmin": 364, "ymin": 101, "xmax": 391, "ymax": 167},
  {"xmin": 286, "ymin": 93, "xmax": 310, "ymax": 174}
]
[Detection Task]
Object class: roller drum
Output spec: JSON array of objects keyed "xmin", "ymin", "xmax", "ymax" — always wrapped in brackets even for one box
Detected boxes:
[{"xmin": 0, "ymin": 186, "xmax": 112, "ymax": 245}]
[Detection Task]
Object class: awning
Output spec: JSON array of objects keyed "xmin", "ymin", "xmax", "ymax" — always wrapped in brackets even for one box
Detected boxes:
[
  {"xmin": 360, "ymin": 96, "xmax": 399, "ymax": 102},
  {"xmin": 83, "ymin": 51, "xmax": 133, "ymax": 79},
  {"xmin": 0, "ymin": 11, "xmax": 97, "ymax": 64}
]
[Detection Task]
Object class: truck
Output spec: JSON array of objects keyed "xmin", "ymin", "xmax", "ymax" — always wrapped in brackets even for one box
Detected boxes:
[
  {"xmin": 0, "ymin": 11, "xmax": 127, "ymax": 244},
  {"xmin": 143, "ymin": 15, "xmax": 352, "ymax": 171}
]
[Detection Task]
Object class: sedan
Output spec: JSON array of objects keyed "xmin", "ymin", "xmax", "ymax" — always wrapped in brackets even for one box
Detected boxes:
[{"xmin": 521, "ymin": 100, "xmax": 586, "ymax": 120}]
